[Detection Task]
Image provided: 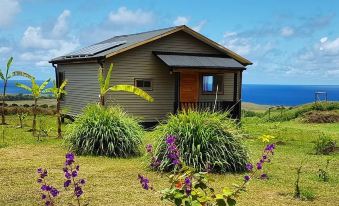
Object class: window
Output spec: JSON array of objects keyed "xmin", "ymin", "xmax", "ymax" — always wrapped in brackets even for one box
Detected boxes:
[
  {"xmin": 135, "ymin": 79, "xmax": 152, "ymax": 90},
  {"xmin": 201, "ymin": 74, "xmax": 223, "ymax": 94}
]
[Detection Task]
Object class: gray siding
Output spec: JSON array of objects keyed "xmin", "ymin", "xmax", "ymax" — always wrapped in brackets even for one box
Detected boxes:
[
  {"xmin": 58, "ymin": 31, "xmax": 241, "ymax": 122},
  {"xmin": 105, "ymin": 31, "xmax": 224, "ymax": 122},
  {"xmin": 58, "ymin": 63, "xmax": 100, "ymax": 115}
]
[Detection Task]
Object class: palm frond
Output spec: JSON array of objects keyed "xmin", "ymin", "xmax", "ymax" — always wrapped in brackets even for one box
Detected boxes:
[
  {"xmin": 12, "ymin": 71, "xmax": 34, "ymax": 80},
  {"xmin": 6, "ymin": 57, "xmax": 13, "ymax": 70},
  {"xmin": 59, "ymin": 79, "xmax": 68, "ymax": 90},
  {"xmin": 104, "ymin": 63, "xmax": 113, "ymax": 92},
  {"xmin": 0, "ymin": 70, "xmax": 4, "ymax": 80},
  {"xmin": 16, "ymin": 83, "xmax": 32, "ymax": 92},
  {"xmin": 39, "ymin": 78, "xmax": 51, "ymax": 91},
  {"xmin": 108, "ymin": 84, "xmax": 154, "ymax": 102},
  {"xmin": 98, "ymin": 67, "xmax": 104, "ymax": 93}
]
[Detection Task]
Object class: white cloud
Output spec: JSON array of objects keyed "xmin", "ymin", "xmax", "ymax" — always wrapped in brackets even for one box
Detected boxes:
[
  {"xmin": 0, "ymin": 0, "xmax": 20, "ymax": 27},
  {"xmin": 320, "ymin": 37, "xmax": 328, "ymax": 43},
  {"xmin": 21, "ymin": 26, "xmax": 55, "ymax": 49},
  {"xmin": 0, "ymin": 47, "xmax": 12, "ymax": 54},
  {"xmin": 52, "ymin": 10, "xmax": 71, "ymax": 37},
  {"xmin": 280, "ymin": 26, "xmax": 294, "ymax": 37},
  {"xmin": 173, "ymin": 16, "xmax": 189, "ymax": 26},
  {"xmin": 192, "ymin": 20, "xmax": 207, "ymax": 32},
  {"xmin": 108, "ymin": 7, "xmax": 153, "ymax": 25},
  {"xmin": 319, "ymin": 37, "xmax": 339, "ymax": 55},
  {"xmin": 19, "ymin": 10, "xmax": 79, "ymax": 67}
]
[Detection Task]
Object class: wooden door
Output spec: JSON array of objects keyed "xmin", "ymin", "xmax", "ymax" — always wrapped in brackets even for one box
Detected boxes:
[{"xmin": 180, "ymin": 72, "xmax": 199, "ymax": 102}]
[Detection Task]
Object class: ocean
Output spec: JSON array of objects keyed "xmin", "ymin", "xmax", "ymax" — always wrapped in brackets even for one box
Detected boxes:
[{"xmin": 2, "ymin": 80, "xmax": 339, "ymax": 106}]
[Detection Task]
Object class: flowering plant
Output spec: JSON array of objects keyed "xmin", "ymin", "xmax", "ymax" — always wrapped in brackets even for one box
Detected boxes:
[
  {"xmin": 37, "ymin": 168, "xmax": 59, "ymax": 206},
  {"xmin": 138, "ymin": 135, "xmax": 276, "ymax": 206},
  {"xmin": 63, "ymin": 153, "xmax": 86, "ymax": 206},
  {"xmin": 36, "ymin": 153, "xmax": 86, "ymax": 206}
]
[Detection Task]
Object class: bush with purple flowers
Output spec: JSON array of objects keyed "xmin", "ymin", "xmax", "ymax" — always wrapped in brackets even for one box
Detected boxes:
[
  {"xmin": 37, "ymin": 168, "xmax": 59, "ymax": 206},
  {"xmin": 138, "ymin": 135, "xmax": 277, "ymax": 206},
  {"xmin": 36, "ymin": 153, "xmax": 86, "ymax": 206}
]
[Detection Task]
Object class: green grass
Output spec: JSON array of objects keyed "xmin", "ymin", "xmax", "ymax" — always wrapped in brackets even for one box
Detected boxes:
[{"xmin": 0, "ymin": 115, "xmax": 338, "ymax": 205}]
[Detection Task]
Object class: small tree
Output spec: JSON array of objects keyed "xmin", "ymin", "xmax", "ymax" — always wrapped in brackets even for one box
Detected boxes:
[
  {"xmin": 0, "ymin": 57, "xmax": 25, "ymax": 125},
  {"xmin": 45, "ymin": 80, "xmax": 67, "ymax": 138},
  {"xmin": 16, "ymin": 76, "xmax": 50, "ymax": 135},
  {"xmin": 98, "ymin": 63, "xmax": 154, "ymax": 105}
]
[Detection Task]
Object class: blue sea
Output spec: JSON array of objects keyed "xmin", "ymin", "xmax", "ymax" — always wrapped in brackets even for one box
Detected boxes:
[{"xmin": 2, "ymin": 80, "xmax": 339, "ymax": 106}]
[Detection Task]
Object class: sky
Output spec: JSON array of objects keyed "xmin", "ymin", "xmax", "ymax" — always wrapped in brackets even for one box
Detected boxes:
[{"xmin": 0, "ymin": 0, "xmax": 339, "ymax": 85}]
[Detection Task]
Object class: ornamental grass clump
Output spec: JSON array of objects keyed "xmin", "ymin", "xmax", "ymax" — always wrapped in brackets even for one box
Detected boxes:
[
  {"xmin": 152, "ymin": 110, "xmax": 249, "ymax": 173},
  {"xmin": 65, "ymin": 104, "xmax": 143, "ymax": 157}
]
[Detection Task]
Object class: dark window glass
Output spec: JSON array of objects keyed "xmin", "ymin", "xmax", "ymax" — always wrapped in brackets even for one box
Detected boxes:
[
  {"xmin": 135, "ymin": 79, "xmax": 152, "ymax": 90},
  {"xmin": 202, "ymin": 74, "xmax": 223, "ymax": 93}
]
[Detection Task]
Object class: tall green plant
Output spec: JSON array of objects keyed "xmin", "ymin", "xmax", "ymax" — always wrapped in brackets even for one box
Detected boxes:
[
  {"xmin": 45, "ymin": 80, "xmax": 67, "ymax": 138},
  {"xmin": 98, "ymin": 63, "xmax": 154, "ymax": 105},
  {"xmin": 16, "ymin": 76, "xmax": 50, "ymax": 135},
  {"xmin": 0, "ymin": 57, "xmax": 26, "ymax": 125}
]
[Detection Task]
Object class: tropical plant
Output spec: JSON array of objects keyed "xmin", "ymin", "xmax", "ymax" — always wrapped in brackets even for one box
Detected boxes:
[
  {"xmin": 45, "ymin": 80, "xmax": 68, "ymax": 138},
  {"xmin": 98, "ymin": 63, "xmax": 153, "ymax": 105},
  {"xmin": 65, "ymin": 104, "xmax": 143, "ymax": 157},
  {"xmin": 0, "ymin": 57, "xmax": 26, "ymax": 124},
  {"xmin": 17, "ymin": 111, "xmax": 27, "ymax": 128},
  {"xmin": 16, "ymin": 75, "xmax": 50, "ymax": 135},
  {"xmin": 152, "ymin": 110, "xmax": 249, "ymax": 173}
]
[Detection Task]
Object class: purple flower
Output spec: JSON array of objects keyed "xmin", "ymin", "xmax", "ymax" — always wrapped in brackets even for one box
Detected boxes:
[
  {"xmin": 262, "ymin": 155, "xmax": 267, "ymax": 160},
  {"xmin": 45, "ymin": 201, "xmax": 51, "ymax": 206},
  {"xmin": 41, "ymin": 194, "xmax": 46, "ymax": 199},
  {"xmin": 166, "ymin": 135, "xmax": 176, "ymax": 145},
  {"xmin": 72, "ymin": 171, "xmax": 78, "ymax": 177},
  {"xmin": 150, "ymin": 157, "xmax": 161, "ymax": 169},
  {"xmin": 244, "ymin": 175, "xmax": 251, "ymax": 182},
  {"xmin": 41, "ymin": 185, "xmax": 48, "ymax": 191},
  {"xmin": 138, "ymin": 174, "xmax": 151, "ymax": 190},
  {"xmin": 37, "ymin": 179, "xmax": 42, "ymax": 183},
  {"xmin": 75, "ymin": 186, "xmax": 83, "ymax": 197},
  {"xmin": 260, "ymin": 173, "xmax": 268, "ymax": 179},
  {"xmin": 66, "ymin": 153, "xmax": 74, "ymax": 161},
  {"xmin": 62, "ymin": 167, "xmax": 68, "ymax": 172},
  {"xmin": 64, "ymin": 180, "xmax": 71, "ymax": 188},
  {"xmin": 256, "ymin": 163, "xmax": 262, "ymax": 170},
  {"xmin": 37, "ymin": 168, "xmax": 43, "ymax": 174},
  {"xmin": 50, "ymin": 187, "xmax": 59, "ymax": 197},
  {"xmin": 184, "ymin": 177, "xmax": 191, "ymax": 186},
  {"xmin": 75, "ymin": 165, "xmax": 80, "ymax": 171},
  {"xmin": 246, "ymin": 163, "xmax": 253, "ymax": 171},
  {"xmin": 80, "ymin": 179, "xmax": 86, "ymax": 185},
  {"xmin": 64, "ymin": 171, "xmax": 71, "ymax": 179},
  {"xmin": 146, "ymin": 144, "xmax": 153, "ymax": 153}
]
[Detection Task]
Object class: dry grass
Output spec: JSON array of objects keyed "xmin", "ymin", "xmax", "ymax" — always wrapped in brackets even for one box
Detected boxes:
[{"xmin": 0, "ymin": 115, "xmax": 338, "ymax": 205}]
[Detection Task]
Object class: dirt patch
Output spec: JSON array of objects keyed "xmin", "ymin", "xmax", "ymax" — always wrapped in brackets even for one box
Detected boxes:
[{"xmin": 301, "ymin": 110, "xmax": 339, "ymax": 123}]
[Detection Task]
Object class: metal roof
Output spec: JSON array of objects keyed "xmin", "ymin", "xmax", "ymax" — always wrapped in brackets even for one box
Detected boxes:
[
  {"xmin": 49, "ymin": 25, "xmax": 252, "ymax": 65},
  {"xmin": 50, "ymin": 26, "xmax": 177, "ymax": 63},
  {"xmin": 155, "ymin": 54, "xmax": 245, "ymax": 69}
]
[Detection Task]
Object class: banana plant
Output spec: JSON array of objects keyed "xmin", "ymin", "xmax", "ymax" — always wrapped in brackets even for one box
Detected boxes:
[
  {"xmin": 0, "ymin": 57, "xmax": 26, "ymax": 125},
  {"xmin": 16, "ymin": 75, "xmax": 50, "ymax": 136},
  {"xmin": 44, "ymin": 80, "xmax": 67, "ymax": 138},
  {"xmin": 98, "ymin": 63, "xmax": 154, "ymax": 106}
]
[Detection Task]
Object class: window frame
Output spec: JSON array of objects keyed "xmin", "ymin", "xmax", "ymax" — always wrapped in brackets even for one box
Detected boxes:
[
  {"xmin": 134, "ymin": 78, "xmax": 153, "ymax": 91},
  {"xmin": 200, "ymin": 73, "xmax": 224, "ymax": 95}
]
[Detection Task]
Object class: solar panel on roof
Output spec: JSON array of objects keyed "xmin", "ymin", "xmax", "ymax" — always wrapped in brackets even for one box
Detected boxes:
[{"xmin": 63, "ymin": 41, "xmax": 126, "ymax": 58}]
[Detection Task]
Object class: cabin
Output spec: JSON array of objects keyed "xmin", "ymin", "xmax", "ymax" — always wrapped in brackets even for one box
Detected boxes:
[{"xmin": 49, "ymin": 25, "xmax": 252, "ymax": 124}]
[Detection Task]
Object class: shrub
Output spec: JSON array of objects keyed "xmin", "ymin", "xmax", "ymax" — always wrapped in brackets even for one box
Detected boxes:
[
  {"xmin": 152, "ymin": 110, "xmax": 249, "ymax": 173},
  {"xmin": 65, "ymin": 104, "xmax": 143, "ymax": 157},
  {"xmin": 313, "ymin": 134, "xmax": 336, "ymax": 155},
  {"xmin": 302, "ymin": 111, "xmax": 339, "ymax": 123},
  {"xmin": 40, "ymin": 104, "xmax": 49, "ymax": 108}
]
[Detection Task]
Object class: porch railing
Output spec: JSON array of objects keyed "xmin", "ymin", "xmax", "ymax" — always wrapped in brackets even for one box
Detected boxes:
[{"xmin": 174, "ymin": 101, "xmax": 241, "ymax": 119}]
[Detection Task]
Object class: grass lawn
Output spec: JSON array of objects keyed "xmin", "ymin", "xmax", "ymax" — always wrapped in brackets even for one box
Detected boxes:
[{"xmin": 0, "ymin": 115, "xmax": 338, "ymax": 205}]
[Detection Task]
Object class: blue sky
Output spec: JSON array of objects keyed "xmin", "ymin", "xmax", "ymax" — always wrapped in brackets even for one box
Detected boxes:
[{"xmin": 0, "ymin": 0, "xmax": 339, "ymax": 84}]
